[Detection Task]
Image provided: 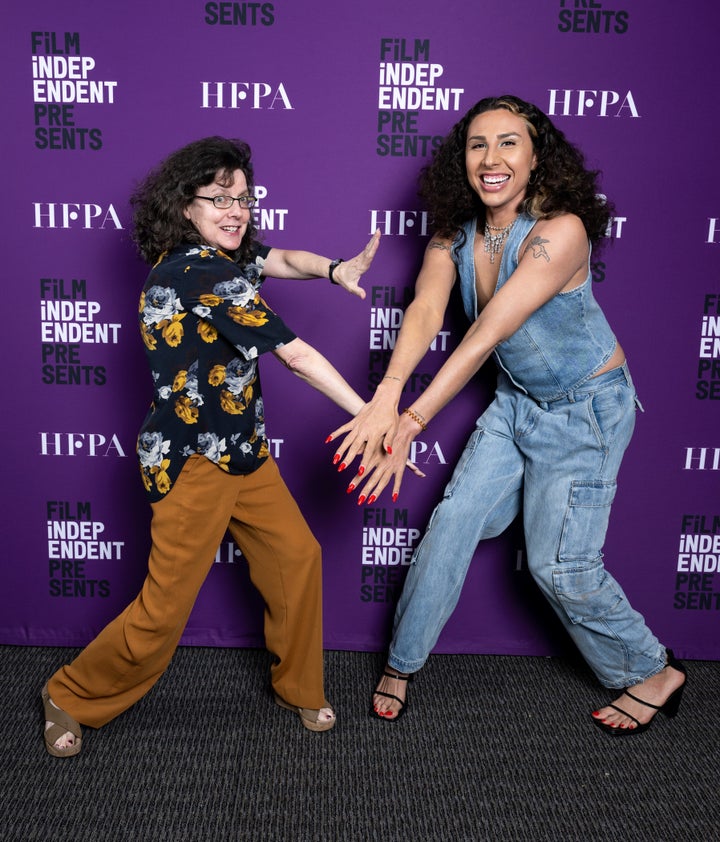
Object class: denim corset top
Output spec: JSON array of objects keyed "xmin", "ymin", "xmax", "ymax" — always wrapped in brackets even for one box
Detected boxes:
[{"xmin": 452, "ymin": 213, "xmax": 617, "ymax": 402}]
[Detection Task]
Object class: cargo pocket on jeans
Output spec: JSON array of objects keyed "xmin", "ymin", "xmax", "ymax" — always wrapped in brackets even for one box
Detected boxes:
[
  {"xmin": 552, "ymin": 559, "xmax": 623, "ymax": 624},
  {"xmin": 558, "ymin": 480, "xmax": 617, "ymax": 563}
]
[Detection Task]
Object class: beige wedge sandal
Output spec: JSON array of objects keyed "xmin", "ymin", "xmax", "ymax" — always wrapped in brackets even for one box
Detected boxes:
[
  {"xmin": 42, "ymin": 684, "xmax": 83, "ymax": 757},
  {"xmin": 273, "ymin": 693, "xmax": 336, "ymax": 732}
]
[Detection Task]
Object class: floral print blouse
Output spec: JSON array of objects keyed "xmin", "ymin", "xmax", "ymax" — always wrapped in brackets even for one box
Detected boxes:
[{"xmin": 136, "ymin": 242, "xmax": 296, "ymax": 502}]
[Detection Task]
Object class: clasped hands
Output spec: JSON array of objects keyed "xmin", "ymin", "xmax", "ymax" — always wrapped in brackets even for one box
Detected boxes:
[{"xmin": 327, "ymin": 400, "xmax": 425, "ymax": 505}]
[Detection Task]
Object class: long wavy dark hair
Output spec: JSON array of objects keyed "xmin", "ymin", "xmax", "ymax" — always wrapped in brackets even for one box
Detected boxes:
[
  {"xmin": 131, "ymin": 136, "xmax": 259, "ymax": 265},
  {"xmin": 419, "ymin": 95, "xmax": 614, "ymax": 248}
]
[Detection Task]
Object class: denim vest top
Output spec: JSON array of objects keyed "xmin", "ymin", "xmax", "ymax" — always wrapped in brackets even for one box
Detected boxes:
[{"xmin": 452, "ymin": 213, "xmax": 617, "ymax": 402}]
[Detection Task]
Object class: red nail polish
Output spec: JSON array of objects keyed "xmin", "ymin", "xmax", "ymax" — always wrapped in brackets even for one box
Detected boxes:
[
  {"xmin": 386, "ymin": 446, "xmax": 393, "ymax": 454},
  {"xmin": 325, "ymin": 435, "xmax": 333, "ymax": 444},
  {"xmin": 367, "ymin": 495, "xmax": 376, "ymax": 504},
  {"xmin": 358, "ymin": 495, "xmax": 366, "ymax": 505},
  {"xmin": 392, "ymin": 493, "xmax": 398, "ymax": 503},
  {"xmin": 338, "ymin": 462, "xmax": 346, "ymax": 472},
  {"xmin": 346, "ymin": 484, "xmax": 355, "ymax": 493},
  {"xmin": 358, "ymin": 466, "xmax": 365, "ymax": 476},
  {"xmin": 332, "ymin": 454, "xmax": 340, "ymax": 465}
]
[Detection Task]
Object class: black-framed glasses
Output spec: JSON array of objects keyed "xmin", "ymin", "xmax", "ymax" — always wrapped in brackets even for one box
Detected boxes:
[{"xmin": 194, "ymin": 194, "xmax": 257, "ymax": 209}]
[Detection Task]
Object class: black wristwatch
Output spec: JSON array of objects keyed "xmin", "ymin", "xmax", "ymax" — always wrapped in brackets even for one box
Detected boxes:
[{"xmin": 328, "ymin": 258, "xmax": 344, "ymax": 284}]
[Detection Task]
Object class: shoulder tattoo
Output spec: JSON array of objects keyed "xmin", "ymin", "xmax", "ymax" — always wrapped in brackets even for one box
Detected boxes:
[
  {"xmin": 525, "ymin": 236, "xmax": 550, "ymax": 262},
  {"xmin": 428, "ymin": 240, "xmax": 450, "ymax": 252}
]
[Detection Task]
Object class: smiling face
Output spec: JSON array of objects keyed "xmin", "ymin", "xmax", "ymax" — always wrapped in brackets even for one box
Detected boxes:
[
  {"xmin": 182, "ymin": 168, "xmax": 251, "ymax": 252},
  {"xmin": 465, "ymin": 109, "xmax": 537, "ymax": 223}
]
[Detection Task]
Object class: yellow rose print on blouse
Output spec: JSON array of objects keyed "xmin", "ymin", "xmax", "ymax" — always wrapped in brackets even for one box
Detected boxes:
[
  {"xmin": 172, "ymin": 370, "xmax": 188, "ymax": 392},
  {"xmin": 155, "ymin": 462, "xmax": 172, "ymax": 494},
  {"xmin": 220, "ymin": 390, "xmax": 246, "ymax": 415},
  {"xmin": 173, "ymin": 362, "xmax": 204, "ymax": 423},
  {"xmin": 136, "ymin": 244, "xmax": 295, "ymax": 503},
  {"xmin": 161, "ymin": 313, "xmax": 186, "ymax": 347},
  {"xmin": 217, "ymin": 357, "xmax": 257, "ymax": 415},
  {"xmin": 137, "ymin": 432, "xmax": 173, "ymax": 495},
  {"xmin": 141, "ymin": 285, "xmax": 185, "ymax": 349},
  {"xmin": 140, "ymin": 321, "xmax": 157, "ymax": 351},
  {"xmin": 208, "ymin": 365, "xmax": 226, "ymax": 386},
  {"xmin": 228, "ymin": 306, "xmax": 268, "ymax": 327},
  {"xmin": 175, "ymin": 396, "xmax": 200, "ymax": 424},
  {"xmin": 198, "ymin": 321, "xmax": 218, "ymax": 343}
]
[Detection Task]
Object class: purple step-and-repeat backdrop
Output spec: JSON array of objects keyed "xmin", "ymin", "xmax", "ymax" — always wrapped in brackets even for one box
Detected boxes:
[{"xmin": 2, "ymin": 1, "xmax": 718, "ymax": 660}]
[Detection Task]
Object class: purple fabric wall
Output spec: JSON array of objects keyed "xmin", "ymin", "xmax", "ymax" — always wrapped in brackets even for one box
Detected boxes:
[{"xmin": 2, "ymin": 1, "xmax": 718, "ymax": 660}]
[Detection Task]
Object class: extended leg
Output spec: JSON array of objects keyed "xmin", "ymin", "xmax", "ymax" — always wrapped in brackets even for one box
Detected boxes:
[{"xmin": 45, "ymin": 456, "xmax": 247, "ymax": 744}]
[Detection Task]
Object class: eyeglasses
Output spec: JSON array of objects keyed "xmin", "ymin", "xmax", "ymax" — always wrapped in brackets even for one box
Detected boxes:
[{"xmin": 194, "ymin": 194, "xmax": 257, "ymax": 209}]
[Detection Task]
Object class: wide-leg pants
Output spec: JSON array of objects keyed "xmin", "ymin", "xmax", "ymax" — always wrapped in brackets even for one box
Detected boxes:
[
  {"xmin": 48, "ymin": 454, "xmax": 327, "ymax": 728},
  {"xmin": 387, "ymin": 364, "xmax": 666, "ymax": 689}
]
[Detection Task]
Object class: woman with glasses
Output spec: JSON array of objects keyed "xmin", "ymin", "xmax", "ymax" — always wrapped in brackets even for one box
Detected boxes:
[
  {"xmin": 329, "ymin": 96, "xmax": 686, "ymax": 735},
  {"xmin": 42, "ymin": 136, "xmax": 381, "ymax": 755}
]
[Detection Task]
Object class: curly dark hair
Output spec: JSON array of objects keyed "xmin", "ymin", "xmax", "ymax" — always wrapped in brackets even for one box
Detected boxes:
[
  {"xmin": 131, "ymin": 136, "xmax": 259, "ymax": 265},
  {"xmin": 419, "ymin": 95, "xmax": 614, "ymax": 247}
]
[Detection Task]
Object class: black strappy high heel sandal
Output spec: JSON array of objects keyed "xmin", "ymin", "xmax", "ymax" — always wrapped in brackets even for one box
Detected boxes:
[
  {"xmin": 370, "ymin": 670, "xmax": 413, "ymax": 722},
  {"xmin": 591, "ymin": 649, "xmax": 687, "ymax": 737}
]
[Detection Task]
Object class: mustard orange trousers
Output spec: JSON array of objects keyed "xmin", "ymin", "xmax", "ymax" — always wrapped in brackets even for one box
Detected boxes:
[{"xmin": 49, "ymin": 454, "xmax": 327, "ymax": 728}]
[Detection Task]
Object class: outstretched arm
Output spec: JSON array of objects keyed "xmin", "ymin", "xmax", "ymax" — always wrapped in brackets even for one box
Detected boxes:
[
  {"xmin": 262, "ymin": 230, "xmax": 381, "ymax": 299},
  {"xmin": 327, "ymin": 236, "xmax": 457, "ymax": 471},
  {"xmin": 273, "ymin": 337, "xmax": 365, "ymax": 416},
  {"xmin": 273, "ymin": 337, "xmax": 426, "ymax": 482},
  {"xmin": 345, "ymin": 214, "xmax": 590, "ymax": 503}
]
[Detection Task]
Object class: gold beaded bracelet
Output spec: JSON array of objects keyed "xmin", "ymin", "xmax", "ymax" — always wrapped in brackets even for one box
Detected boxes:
[{"xmin": 402, "ymin": 407, "xmax": 427, "ymax": 431}]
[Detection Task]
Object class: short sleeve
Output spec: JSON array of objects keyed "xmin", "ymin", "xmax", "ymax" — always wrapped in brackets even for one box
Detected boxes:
[{"xmin": 157, "ymin": 245, "xmax": 296, "ymax": 360}]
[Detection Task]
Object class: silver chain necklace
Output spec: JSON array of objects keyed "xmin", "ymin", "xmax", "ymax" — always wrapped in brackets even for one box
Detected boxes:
[{"xmin": 483, "ymin": 218, "xmax": 517, "ymax": 263}]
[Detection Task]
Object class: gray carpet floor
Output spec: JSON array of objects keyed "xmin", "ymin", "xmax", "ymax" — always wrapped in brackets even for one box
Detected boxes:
[{"xmin": 1, "ymin": 645, "xmax": 717, "ymax": 842}]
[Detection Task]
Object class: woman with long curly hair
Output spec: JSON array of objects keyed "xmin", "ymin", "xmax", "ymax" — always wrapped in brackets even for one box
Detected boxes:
[
  {"xmin": 41, "ymin": 136, "xmax": 383, "ymax": 755},
  {"xmin": 329, "ymin": 95, "xmax": 687, "ymax": 735}
]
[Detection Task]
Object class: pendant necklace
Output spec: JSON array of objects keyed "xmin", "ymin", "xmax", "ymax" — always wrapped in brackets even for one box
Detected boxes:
[{"xmin": 483, "ymin": 217, "xmax": 517, "ymax": 264}]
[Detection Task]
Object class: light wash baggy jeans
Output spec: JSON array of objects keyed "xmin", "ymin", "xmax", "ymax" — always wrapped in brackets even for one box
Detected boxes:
[{"xmin": 388, "ymin": 362, "xmax": 667, "ymax": 689}]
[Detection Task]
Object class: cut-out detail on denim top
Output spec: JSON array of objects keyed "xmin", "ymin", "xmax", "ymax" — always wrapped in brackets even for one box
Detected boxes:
[{"xmin": 452, "ymin": 213, "xmax": 617, "ymax": 402}]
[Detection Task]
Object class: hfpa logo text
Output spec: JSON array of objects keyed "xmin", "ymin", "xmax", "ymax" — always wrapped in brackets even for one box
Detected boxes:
[{"xmin": 548, "ymin": 89, "xmax": 639, "ymax": 117}]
